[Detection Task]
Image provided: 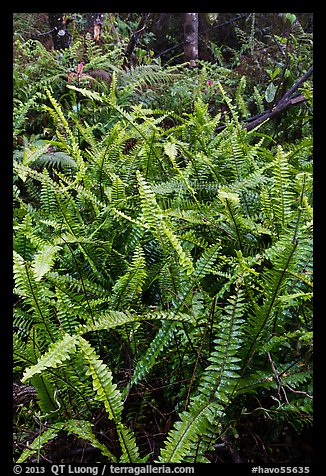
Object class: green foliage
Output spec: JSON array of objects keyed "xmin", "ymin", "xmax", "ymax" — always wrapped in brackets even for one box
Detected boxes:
[{"xmin": 13, "ymin": 14, "xmax": 312, "ymax": 463}]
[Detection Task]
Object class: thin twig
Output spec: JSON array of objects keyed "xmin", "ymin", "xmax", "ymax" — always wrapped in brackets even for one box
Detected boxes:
[{"xmin": 267, "ymin": 351, "xmax": 289, "ymax": 404}]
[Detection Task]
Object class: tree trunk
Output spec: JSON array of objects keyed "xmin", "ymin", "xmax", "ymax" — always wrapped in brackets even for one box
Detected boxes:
[
  {"xmin": 183, "ymin": 13, "xmax": 199, "ymax": 66},
  {"xmin": 48, "ymin": 13, "xmax": 71, "ymax": 50}
]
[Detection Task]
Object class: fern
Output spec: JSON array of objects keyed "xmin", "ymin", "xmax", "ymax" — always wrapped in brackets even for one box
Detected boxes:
[
  {"xmin": 111, "ymin": 245, "xmax": 147, "ymax": 310},
  {"xmin": 14, "ymin": 57, "xmax": 313, "ymax": 463},
  {"xmin": 21, "ymin": 334, "xmax": 79, "ymax": 382},
  {"xmin": 271, "ymin": 146, "xmax": 296, "ymax": 233},
  {"xmin": 235, "ymin": 76, "xmax": 250, "ymax": 118},
  {"xmin": 17, "ymin": 419, "xmax": 117, "ymax": 463},
  {"xmin": 16, "ymin": 422, "xmax": 66, "ymax": 463},
  {"xmin": 157, "ymin": 396, "xmax": 218, "ymax": 462},
  {"xmin": 136, "ymin": 170, "xmax": 195, "ymax": 275},
  {"xmin": 63, "ymin": 419, "xmax": 117, "ymax": 461},
  {"xmin": 32, "ymin": 244, "xmax": 61, "ymax": 281},
  {"xmin": 157, "ymin": 282, "xmax": 246, "ymax": 462}
]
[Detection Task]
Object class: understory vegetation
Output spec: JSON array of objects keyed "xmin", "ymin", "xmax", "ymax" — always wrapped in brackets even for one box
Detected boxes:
[{"xmin": 13, "ymin": 13, "xmax": 313, "ymax": 464}]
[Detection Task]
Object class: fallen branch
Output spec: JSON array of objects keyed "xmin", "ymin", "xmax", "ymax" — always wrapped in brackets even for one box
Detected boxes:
[
  {"xmin": 217, "ymin": 65, "xmax": 313, "ymax": 132},
  {"xmin": 124, "ymin": 13, "xmax": 152, "ymax": 66}
]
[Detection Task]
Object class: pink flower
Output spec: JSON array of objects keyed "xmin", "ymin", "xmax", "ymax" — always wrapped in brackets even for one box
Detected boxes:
[{"xmin": 207, "ymin": 80, "xmax": 213, "ymax": 87}]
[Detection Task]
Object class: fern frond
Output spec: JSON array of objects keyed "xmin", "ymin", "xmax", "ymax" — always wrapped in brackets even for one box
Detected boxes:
[
  {"xmin": 44, "ymin": 88, "xmax": 86, "ymax": 181},
  {"xmin": 161, "ymin": 221, "xmax": 194, "ymax": 276},
  {"xmin": 63, "ymin": 419, "xmax": 117, "ymax": 461},
  {"xmin": 243, "ymin": 235, "xmax": 300, "ymax": 357},
  {"xmin": 193, "ymin": 243, "xmax": 221, "ymax": 282},
  {"xmin": 117, "ymin": 423, "xmax": 142, "ymax": 463},
  {"xmin": 271, "ymin": 146, "xmax": 296, "ymax": 232},
  {"xmin": 32, "ymin": 244, "xmax": 61, "ymax": 281},
  {"xmin": 14, "ymin": 251, "xmax": 58, "ymax": 341},
  {"xmin": 80, "ymin": 309, "xmax": 195, "ymax": 335},
  {"xmin": 136, "ymin": 171, "xmax": 195, "ymax": 275},
  {"xmin": 13, "ymin": 92, "xmax": 44, "ymax": 136},
  {"xmin": 21, "ymin": 334, "xmax": 79, "ymax": 383},
  {"xmin": 235, "ymin": 76, "xmax": 250, "ymax": 118},
  {"xmin": 124, "ymin": 321, "xmax": 177, "ymax": 397},
  {"xmin": 78, "ymin": 337, "xmax": 140, "ymax": 462},
  {"xmin": 34, "ymin": 152, "xmax": 77, "ymax": 171},
  {"xmin": 110, "ymin": 174, "xmax": 126, "ymax": 207},
  {"xmin": 16, "ymin": 422, "xmax": 65, "ymax": 463},
  {"xmin": 198, "ymin": 285, "xmax": 246, "ymax": 402},
  {"xmin": 78, "ymin": 336, "xmax": 123, "ymax": 419},
  {"xmin": 54, "ymin": 287, "xmax": 82, "ymax": 334},
  {"xmin": 40, "ymin": 179, "xmax": 59, "ymax": 215},
  {"xmin": 136, "ymin": 170, "xmax": 162, "ymax": 230},
  {"xmin": 110, "ymin": 245, "xmax": 147, "ymax": 310},
  {"xmin": 30, "ymin": 374, "xmax": 59, "ymax": 414},
  {"xmin": 163, "ymin": 139, "xmax": 197, "ymax": 202},
  {"xmin": 157, "ymin": 396, "xmax": 218, "ymax": 463},
  {"xmin": 157, "ymin": 282, "xmax": 246, "ymax": 462}
]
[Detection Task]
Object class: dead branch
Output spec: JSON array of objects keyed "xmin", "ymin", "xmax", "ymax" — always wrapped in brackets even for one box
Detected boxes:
[
  {"xmin": 124, "ymin": 13, "xmax": 152, "ymax": 66},
  {"xmin": 217, "ymin": 65, "xmax": 313, "ymax": 133}
]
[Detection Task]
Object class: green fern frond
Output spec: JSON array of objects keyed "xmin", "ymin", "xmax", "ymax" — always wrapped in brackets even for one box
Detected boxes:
[
  {"xmin": 157, "ymin": 396, "xmax": 219, "ymax": 463},
  {"xmin": 80, "ymin": 308, "xmax": 195, "ymax": 336},
  {"xmin": 193, "ymin": 243, "xmax": 221, "ymax": 282},
  {"xmin": 16, "ymin": 422, "xmax": 66, "ymax": 463},
  {"xmin": 218, "ymin": 81, "xmax": 241, "ymax": 127},
  {"xmin": 44, "ymin": 88, "xmax": 86, "ymax": 181},
  {"xmin": 63, "ymin": 419, "xmax": 117, "ymax": 461},
  {"xmin": 111, "ymin": 245, "xmax": 147, "ymax": 310},
  {"xmin": 109, "ymin": 70, "xmax": 117, "ymax": 104},
  {"xmin": 110, "ymin": 174, "xmax": 126, "ymax": 207},
  {"xmin": 40, "ymin": 179, "xmax": 59, "ymax": 215},
  {"xmin": 30, "ymin": 374, "xmax": 59, "ymax": 414},
  {"xmin": 198, "ymin": 285, "xmax": 246, "ymax": 402},
  {"xmin": 271, "ymin": 146, "xmax": 296, "ymax": 232},
  {"xmin": 243, "ymin": 235, "xmax": 300, "ymax": 357},
  {"xmin": 157, "ymin": 282, "xmax": 246, "ymax": 462},
  {"xmin": 78, "ymin": 337, "xmax": 140, "ymax": 462},
  {"xmin": 117, "ymin": 423, "xmax": 142, "ymax": 463},
  {"xmin": 34, "ymin": 152, "xmax": 77, "ymax": 171},
  {"xmin": 54, "ymin": 287, "xmax": 82, "ymax": 334},
  {"xmin": 78, "ymin": 336, "xmax": 123, "ymax": 420},
  {"xmin": 161, "ymin": 221, "xmax": 195, "ymax": 276},
  {"xmin": 13, "ymin": 92, "xmax": 44, "ymax": 136},
  {"xmin": 21, "ymin": 334, "xmax": 79, "ymax": 383},
  {"xmin": 235, "ymin": 76, "xmax": 250, "ymax": 118},
  {"xmin": 14, "ymin": 251, "xmax": 58, "ymax": 341},
  {"xmin": 124, "ymin": 321, "xmax": 177, "ymax": 397},
  {"xmin": 32, "ymin": 244, "xmax": 61, "ymax": 281},
  {"xmin": 119, "ymin": 64, "xmax": 182, "ymax": 101},
  {"xmin": 136, "ymin": 170, "xmax": 162, "ymax": 230}
]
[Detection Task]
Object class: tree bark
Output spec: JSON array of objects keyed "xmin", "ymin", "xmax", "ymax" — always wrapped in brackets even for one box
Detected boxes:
[
  {"xmin": 183, "ymin": 13, "xmax": 199, "ymax": 66},
  {"xmin": 48, "ymin": 13, "xmax": 71, "ymax": 50}
]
